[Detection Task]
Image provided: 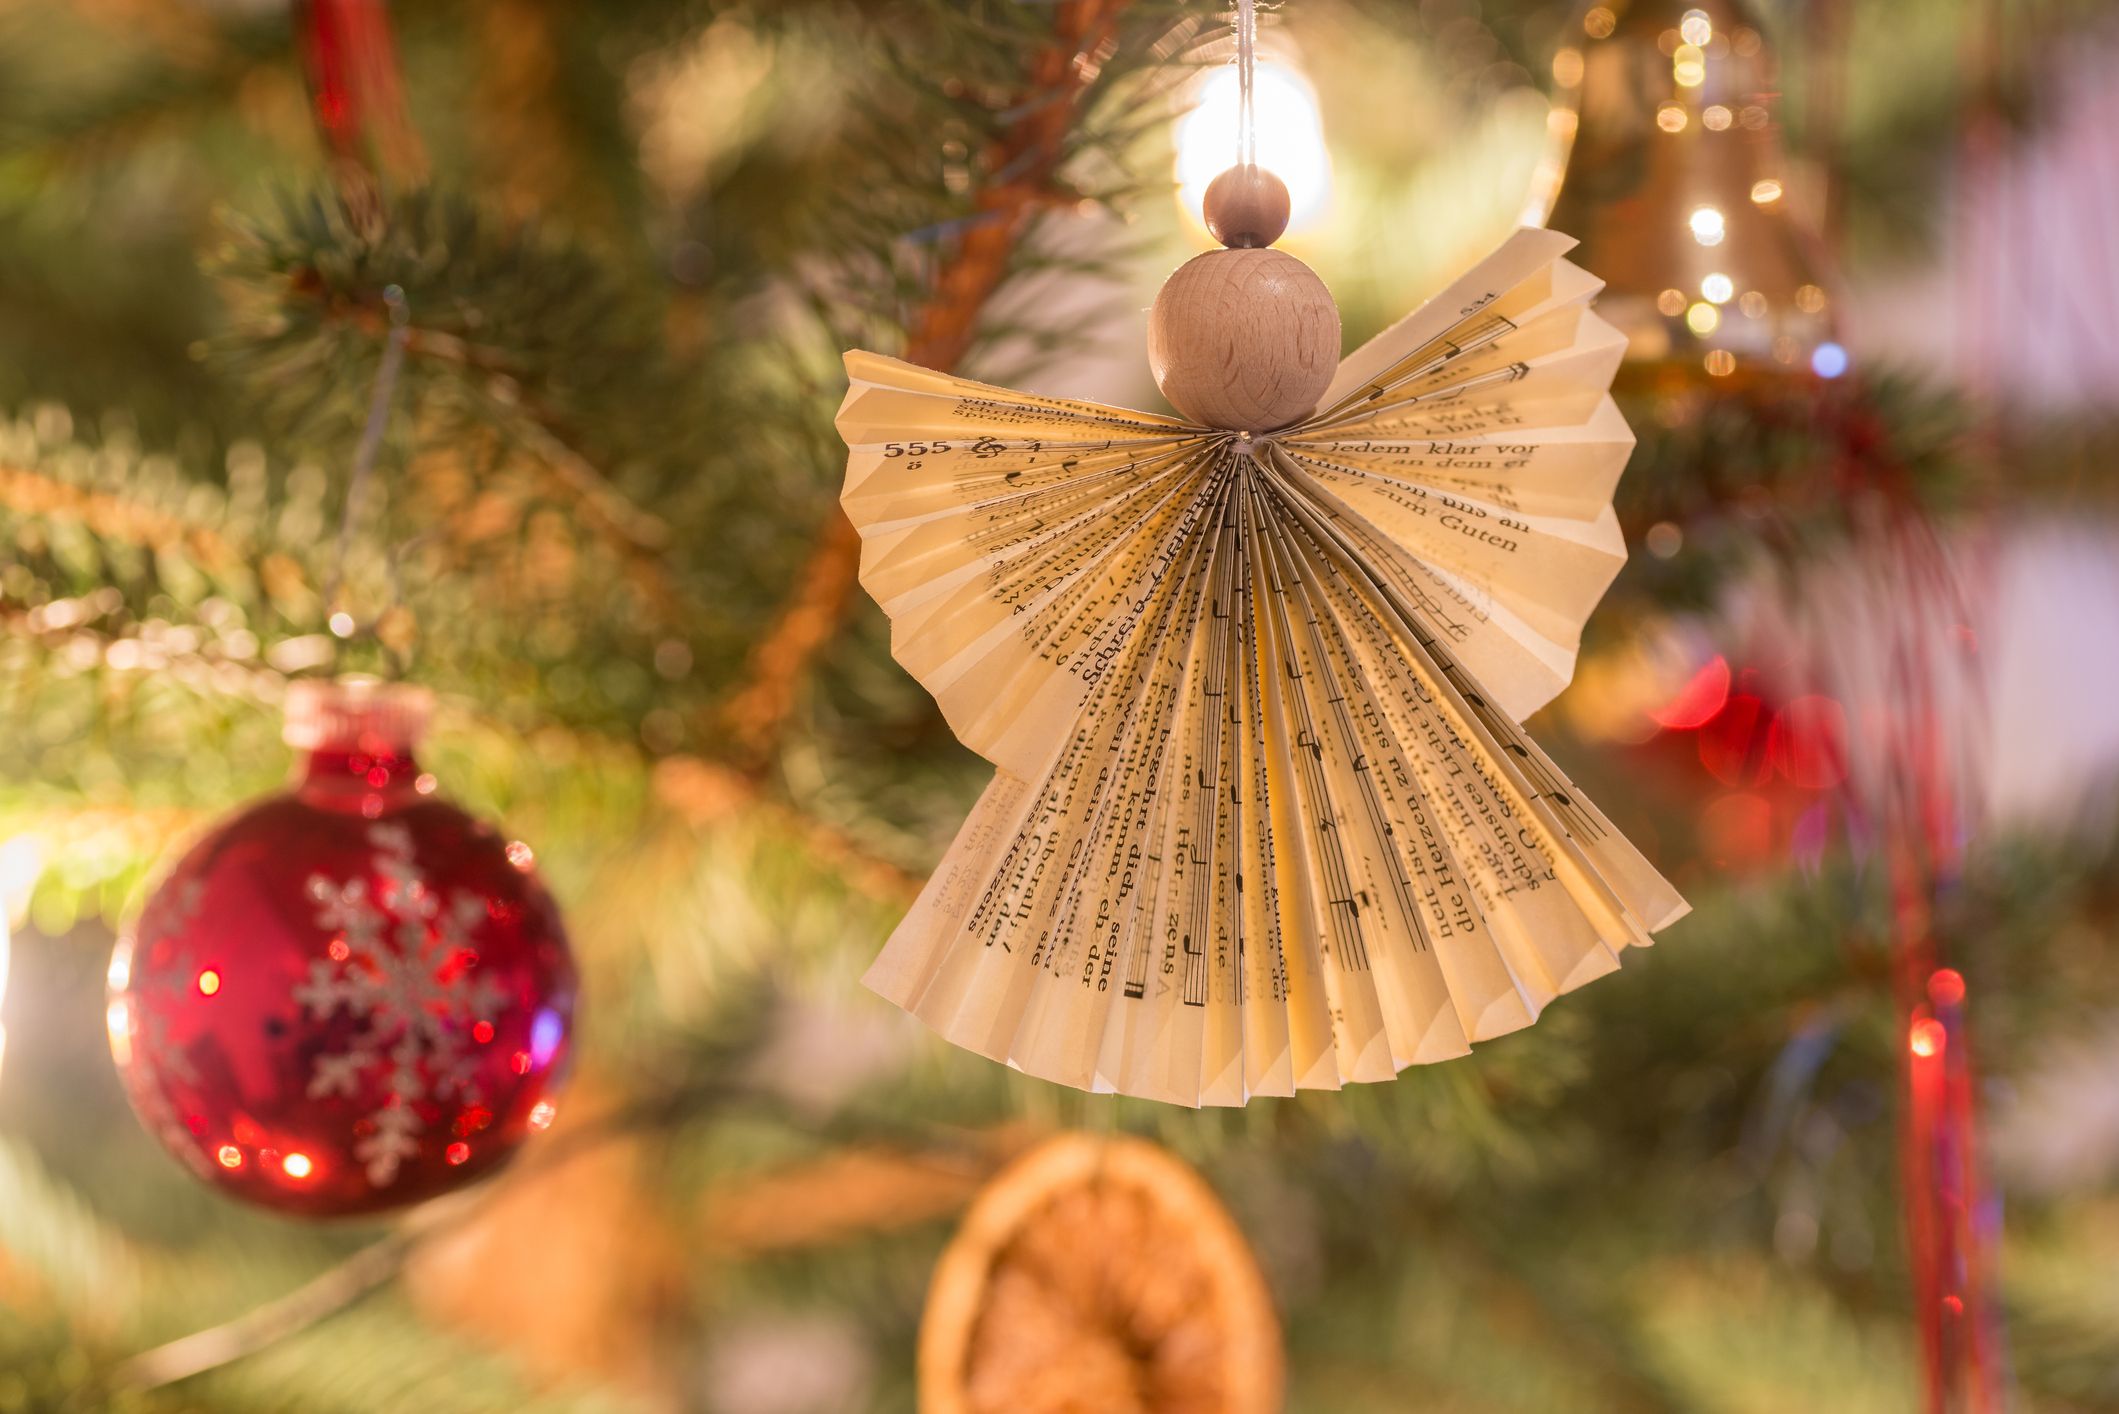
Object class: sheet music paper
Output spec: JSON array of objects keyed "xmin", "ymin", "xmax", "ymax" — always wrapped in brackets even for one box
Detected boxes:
[{"xmin": 839, "ymin": 228, "xmax": 1689, "ymax": 1106}]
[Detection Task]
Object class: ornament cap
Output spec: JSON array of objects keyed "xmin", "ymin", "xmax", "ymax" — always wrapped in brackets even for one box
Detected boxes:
[{"xmin": 283, "ymin": 675, "xmax": 434, "ymax": 754}]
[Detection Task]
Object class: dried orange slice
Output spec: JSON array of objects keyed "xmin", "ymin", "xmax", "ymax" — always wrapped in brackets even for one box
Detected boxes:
[{"xmin": 919, "ymin": 1133, "xmax": 1283, "ymax": 1414}]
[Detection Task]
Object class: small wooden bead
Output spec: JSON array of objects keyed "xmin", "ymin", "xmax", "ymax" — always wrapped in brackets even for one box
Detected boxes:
[
  {"xmin": 1148, "ymin": 247, "xmax": 1340, "ymax": 431},
  {"xmin": 1202, "ymin": 165, "xmax": 1291, "ymax": 249}
]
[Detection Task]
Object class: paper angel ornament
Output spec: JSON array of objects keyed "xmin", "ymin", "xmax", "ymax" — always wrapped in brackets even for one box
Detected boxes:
[{"xmin": 836, "ymin": 167, "xmax": 1687, "ymax": 1106}]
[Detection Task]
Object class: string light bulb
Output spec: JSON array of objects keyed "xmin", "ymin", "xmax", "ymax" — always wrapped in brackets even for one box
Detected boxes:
[
  {"xmin": 1534, "ymin": 0, "xmax": 1842, "ymax": 388},
  {"xmin": 1176, "ymin": 62, "xmax": 1331, "ymax": 238}
]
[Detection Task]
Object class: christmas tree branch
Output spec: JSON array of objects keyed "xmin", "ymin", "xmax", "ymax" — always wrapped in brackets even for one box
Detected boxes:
[
  {"xmin": 109, "ymin": 1213, "xmax": 440, "ymax": 1392},
  {"xmin": 0, "ymin": 599, "xmax": 924, "ymax": 915},
  {"xmin": 692, "ymin": 1125, "xmax": 1041, "ymax": 1257},
  {"xmin": 104, "ymin": 1063, "xmax": 1009, "ymax": 1391},
  {"xmin": 651, "ymin": 754, "xmax": 921, "ymax": 902},
  {"xmin": 718, "ymin": 0, "xmax": 1134, "ymax": 773},
  {"xmin": 224, "ymin": 193, "xmax": 694, "ymax": 629},
  {"xmin": 293, "ymin": 282, "xmax": 677, "ymax": 557},
  {"xmin": 0, "ymin": 462, "xmax": 243, "ymax": 568}
]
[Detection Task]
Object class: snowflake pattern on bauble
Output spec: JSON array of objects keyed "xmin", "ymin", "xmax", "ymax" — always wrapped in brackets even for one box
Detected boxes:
[{"xmin": 294, "ymin": 822, "xmax": 508, "ymax": 1187}]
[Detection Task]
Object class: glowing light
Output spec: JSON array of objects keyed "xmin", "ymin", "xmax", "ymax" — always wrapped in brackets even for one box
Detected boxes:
[
  {"xmin": 1672, "ymin": 44, "xmax": 1706, "ymax": 87},
  {"xmin": 328, "ymin": 611, "xmax": 356, "ymax": 638},
  {"xmin": 472, "ymin": 1019, "xmax": 495, "ymax": 1044},
  {"xmin": 1656, "ymin": 103, "xmax": 1688, "ymax": 133},
  {"xmin": 106, "ymin": 999, "xmax": 134, "ymax": 1065},
  {"xmin": 1175, "ymin": 63, "xmax": 1331, "ymax": 237},
  {"xmin": 1795, "ymin": 283, "xmax": 1828, "ymax": 313},
  {"xmin": 1656, "ymin": 288, "xmax": 1687, "ymax": 316},
  {"xmin": 1701, "ymin": 791, "xmax": 1774, "ymax": 867},
  {"xmin": 281, "ymin": 1152, "xmax": 315, "ymax": 1180},
  {"xmin": 1688, "ymin": 206, "xmax": 1726, "ymax": 246},
  {"xmin": 1767, "ymin": 696, "xmax": 1849, "ymax": 790},
  {"xmin": 529, "ymin": 1007, "xmax": 565, "ymax": 1068},
  {"xmin": 1583, "ymin": 6, "xmax": 1616, "ymax": 38},
  {"xmin": 1702, "ymin": 105, "xmax": 1732, "ymax": 131},
  {"xmin": 511, "ymin": 1049, "xmax": 532, "ymax": 1075},
  {"xmin": 415, "ymin": 772, "xmax": 438, "ymax": 795},
  {"xmin": 1685, "ymin": 302, "xmax": 1721, "ymax": 335},
  {"xmin": 1750, "ymin": 178, "xmax": 1783, "ymax": 204},
  {"xmin": 446, "ymin": 1141, "xmax": 471, "ymax": 1166},
  {"xmin": 1680, "ymin": 9, "xmax": 1713, "ymax": 45},
  {"xmin": 1811, "ymin": 342, "xmax": 1849, "ymax": 379},
  {"xmin": 1552, "ymin": 47, "xmax": 1583, "ymax": 87},
  {"xmin": 1701, "ymin": 273, "xmax": 1734, "ymax": 304},
  {"xmin": 1928, "ymin": 969, "xmax": 1967, "ymax": 1006},
  {"xmin": 0, "ymin": 834, "xmax": 35, "ymax": 1087},
  {"xmin": 1739, "ymin": 291, "xmax": 1768, "ymax": 318},
  {"xmin": 1909, "ymin": 1018, "xmax": 1947, "ymax": 1059},
  {"xmin": 217, "ymin": 1145, "xmax": 244, "ymax": 1170},
  {"xmin": 528, "ymin": 1099, "xmax": 558, "ymax": 1131},
  {"xmin": 1698, "ymin": 694, "xmax": 1767, "ymax": 787},
  {"xmin": 0, "ymin": 835, "xmax": 41, "ymax": 915},
  {"xmin": 196, "ymin": 968, "xmax": 221, "ymax": 997},
  {"xmin": 1644, "ymin": 522, "xmax": 1684, "ymax": 559},
  {"xmin": 1703, "ymin": 350, "xmax": 1737, "ymax": 377},
  {"xmin": 505, "ymin": 840, "xmax": 536, "ymax": 871},
  {"xmin": 1650, "ymin": 655, "xmax": 1731, "ymax": 730}
]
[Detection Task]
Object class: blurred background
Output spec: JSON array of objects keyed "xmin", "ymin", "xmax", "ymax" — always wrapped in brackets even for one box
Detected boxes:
[{"xmin": 1, "ymin": 0, "xmax": 2117, "ymax": 1410}]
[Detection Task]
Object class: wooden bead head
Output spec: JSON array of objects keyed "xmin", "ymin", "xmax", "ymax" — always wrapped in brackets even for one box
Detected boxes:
[
  {"xmin": 1203, "ymin": 165, "xmax": 1291, "ymax": 249},
  {"xmin": 1148, "ymin": 247, "xmax": 1340, "ymax": 432}
]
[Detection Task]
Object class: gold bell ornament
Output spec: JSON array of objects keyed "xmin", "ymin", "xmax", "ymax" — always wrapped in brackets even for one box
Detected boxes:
[{"xmin": 1533, "ymin": 0, "xmax": 1844, "ymax": 393}]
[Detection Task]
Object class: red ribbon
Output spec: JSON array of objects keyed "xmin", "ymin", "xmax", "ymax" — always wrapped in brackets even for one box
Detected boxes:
[{"xmin": 301, "ymin": 0, "xmax": 425, "ymax": 182}]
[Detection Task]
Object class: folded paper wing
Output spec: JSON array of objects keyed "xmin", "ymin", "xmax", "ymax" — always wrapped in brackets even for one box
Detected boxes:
[{"xmin": 837, "ymin": 227, "xmax": 1688, "ymax": 1106}]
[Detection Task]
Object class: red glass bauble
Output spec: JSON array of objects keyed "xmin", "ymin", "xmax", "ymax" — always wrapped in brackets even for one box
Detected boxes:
[{"xmin": 107, "ymin": 678, "xmax": 578, "ymax": 1217}]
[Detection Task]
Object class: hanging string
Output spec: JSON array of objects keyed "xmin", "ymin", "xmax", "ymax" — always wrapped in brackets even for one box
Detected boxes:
[
  {"xmin": 1234, "ymin": 0, "xmax": 1259, "ymax": 169},
  {"xmin": 325, "ymin": 285, "xmax": 411, "ymax": 634}
]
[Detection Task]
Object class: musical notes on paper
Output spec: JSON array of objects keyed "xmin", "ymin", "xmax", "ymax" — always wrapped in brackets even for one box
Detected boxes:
[{"xmin": 838, "ymin": 227, "xmax": 1688, "ymax": 1106}]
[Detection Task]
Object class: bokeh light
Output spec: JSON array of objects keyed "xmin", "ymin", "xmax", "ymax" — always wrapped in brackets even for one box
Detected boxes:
[{"xmin": 1176, "ymin": 62, "xmax": 1331, "ymax": 237}]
